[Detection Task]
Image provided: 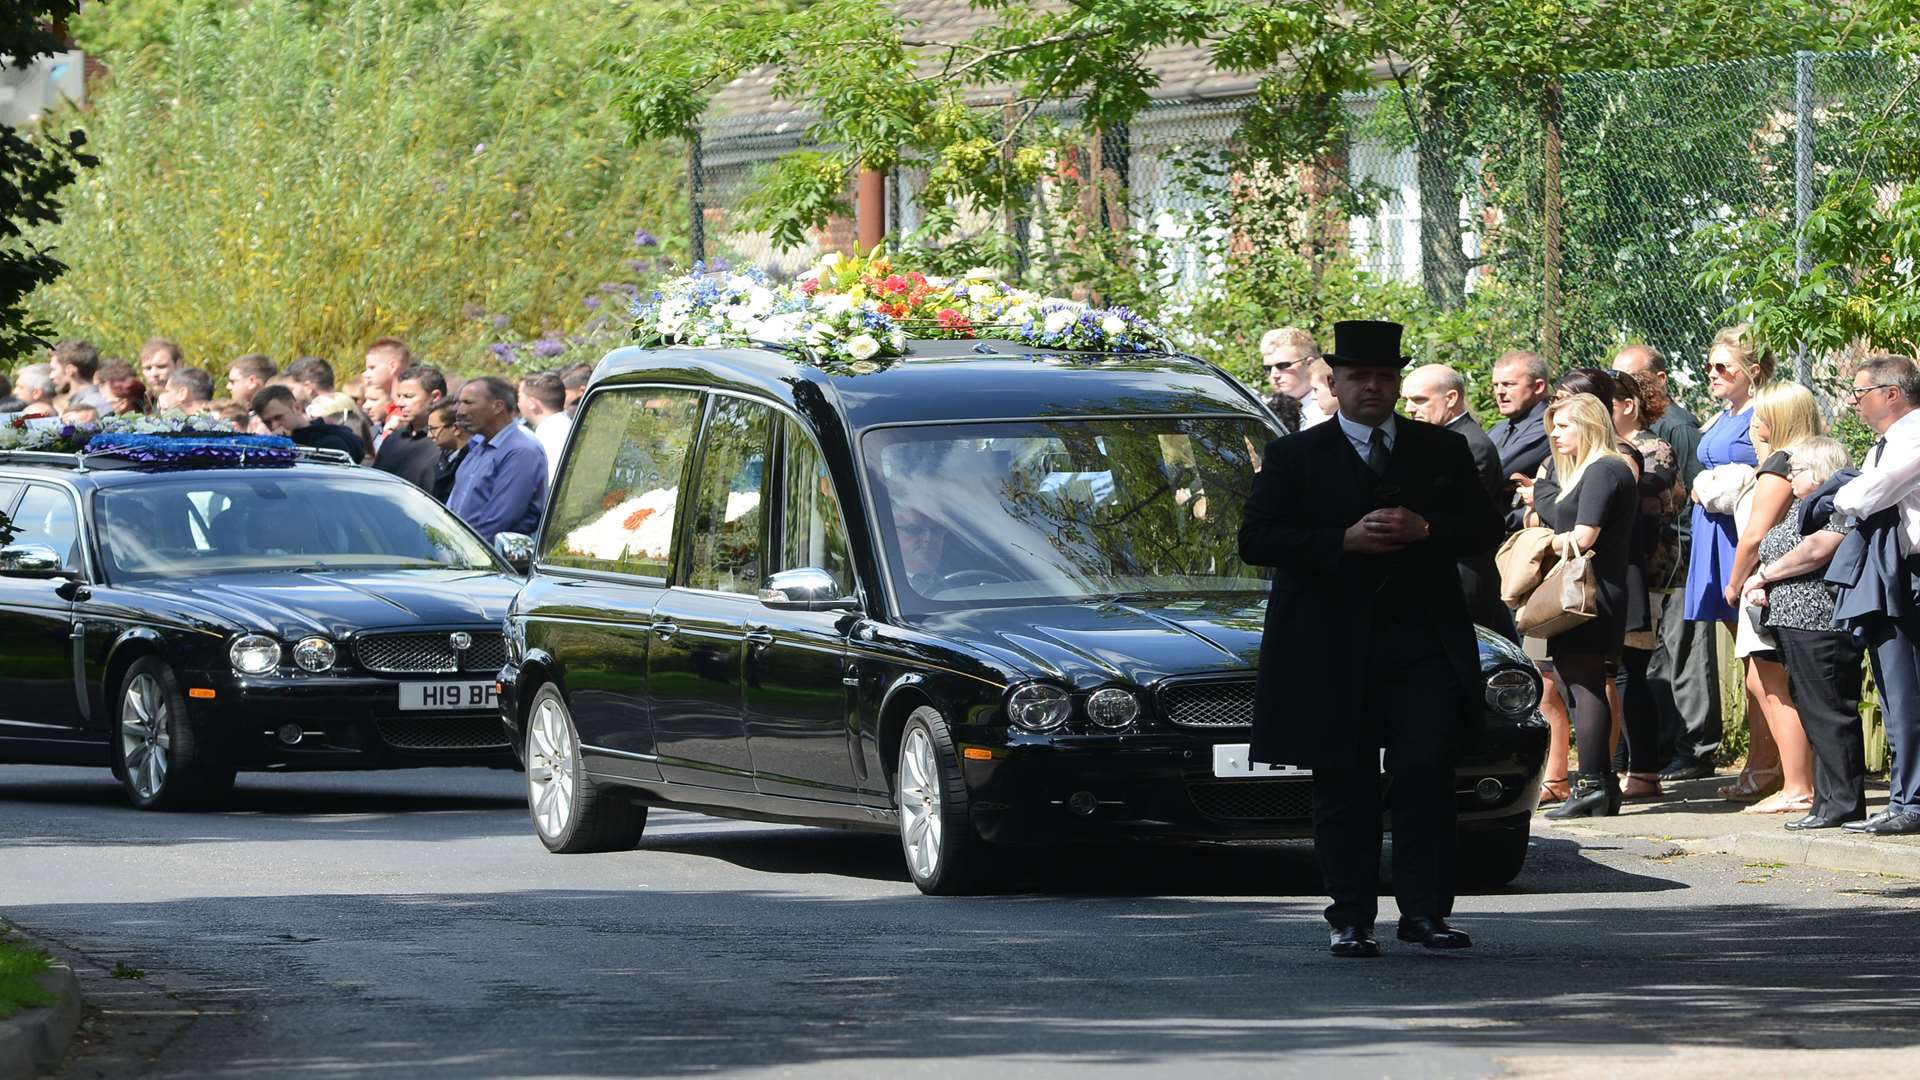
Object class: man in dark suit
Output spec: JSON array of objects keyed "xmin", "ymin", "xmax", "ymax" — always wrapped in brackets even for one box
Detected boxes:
[
  {"xmin": 1403, "ymin": 363, "xmax": 1518, "ymax": 643},
  {"xmin": 1240, "ymin": 321, "xmax": 1504, "ymax": 958},
  {"xmin": 1487, "ymin": 349, "xmax": 1551, "ymax": 532}
]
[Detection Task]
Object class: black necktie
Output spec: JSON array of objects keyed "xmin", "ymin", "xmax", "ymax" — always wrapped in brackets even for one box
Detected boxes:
[
  {"xmin": 1872, "ymin": 437, "xmax": 1888, "ymax": 467},
  {"xmin": 1366, "ymin": 428, "xmax": 1389, "ymax": 477}
]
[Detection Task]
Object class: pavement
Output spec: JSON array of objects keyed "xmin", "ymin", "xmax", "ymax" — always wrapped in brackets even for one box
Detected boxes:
[
  {"xmin": 0, "ymin": 947, "xmax": 80, "ymax": 1080},
  {"xmin": 6, "ymin": 764, "xmax": 1920, "ymax": 1079},
  {"xmin": 1534, "ymin": 771, "xmax": 1920, "ymax": 880}
]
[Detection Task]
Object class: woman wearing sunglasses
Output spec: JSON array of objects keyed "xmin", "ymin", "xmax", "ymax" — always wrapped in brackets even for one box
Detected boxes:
[{"xmin": 1683, "ymin": 325, "xmax": 1775, "ymax": 791}]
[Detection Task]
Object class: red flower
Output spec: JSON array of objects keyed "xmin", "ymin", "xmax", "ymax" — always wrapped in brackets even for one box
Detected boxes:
[
  {"xmin": 881, "ymin": 274, "xmax": 910, "ymax": 295},
  {"xmin": 623, "ymin": 507, "xmax": 657, "ymax": 531},
  {"xmin": 800, "ymin": 278, "xmax": 819, "ymax": 294},
  {"xmin": 601, "ymin": 488, "xmax": 630, "ymax": 510}
]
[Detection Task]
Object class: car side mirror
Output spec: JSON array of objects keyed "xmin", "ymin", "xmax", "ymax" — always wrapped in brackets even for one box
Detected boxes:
[
  {"xmin": 493, "ymin": 532, "xmax": 535, "ymax": 575},
  {"xmin": 759, "ymin": 567, "xmax": 859, "ymax": 612},
  {"xmin": 0, "ymin": 544, "xmax": 65, "ymax": 578}
]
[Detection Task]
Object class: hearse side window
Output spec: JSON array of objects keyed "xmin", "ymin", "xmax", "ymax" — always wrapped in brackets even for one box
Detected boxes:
[
  {"xmin": 0, "ymin": 481, "xmax": 21, "ymax": 514},
  {"xmin": 10, "ymin": 485, "xmax": 82, "ymax": 573},
  {"xmin": 686, "ymin": 396, "xmax": 773, "ymax": 595},
  {"xmin": 777, "ymin": 422, "xmax": 852, "ymax": 591},
  {"xmin": 540, "ymin": 387, "xmax": 701, "ymax": 579}
]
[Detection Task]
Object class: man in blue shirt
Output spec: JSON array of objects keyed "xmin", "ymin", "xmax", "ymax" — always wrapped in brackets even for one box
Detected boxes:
[{"xmin": 448, "ymin": 376, "xmax": 548, "ymax": 544}]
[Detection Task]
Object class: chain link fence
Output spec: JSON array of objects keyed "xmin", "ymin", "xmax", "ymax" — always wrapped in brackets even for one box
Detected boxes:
[{"xmin": 695, "ymin": 51, "xmax": 1894, "ymax": 388}]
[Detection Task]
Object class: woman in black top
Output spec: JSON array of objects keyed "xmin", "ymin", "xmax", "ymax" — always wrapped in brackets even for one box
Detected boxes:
[{"xmin": 1539, "ymin": 393, "xmax": 1639, "ymax": 817}]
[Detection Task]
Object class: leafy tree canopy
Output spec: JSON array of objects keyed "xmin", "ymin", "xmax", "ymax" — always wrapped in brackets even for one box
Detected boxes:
[
  {"xmin": 605, "ymin": 0, "xmax": 1864, "ymax": 252},
  {"xmin": 1, "ymin": 0, "xmax": 94, "ymax": 365}
]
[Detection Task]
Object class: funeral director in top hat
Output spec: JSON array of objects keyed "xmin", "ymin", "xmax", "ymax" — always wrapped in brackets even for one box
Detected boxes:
[{"xmin": 1238, "ymin": 319, "xmax": 1504, "ymax": 958}]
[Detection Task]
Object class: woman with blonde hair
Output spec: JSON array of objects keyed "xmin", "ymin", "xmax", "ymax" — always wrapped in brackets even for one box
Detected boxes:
[
  {"xmin": 308, "ymin": 390, "xmax": 378, "ymax": 464},
  {"xmin": 1539, "ymin": 393, "xmax": 1641, "ymax": 817},
  {"xmin": 1718, "ymin": 381, "xmax": 1823, "ymax": 812}
]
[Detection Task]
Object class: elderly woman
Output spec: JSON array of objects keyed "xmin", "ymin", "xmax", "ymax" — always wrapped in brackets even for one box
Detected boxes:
[{"xmin": 1739, "ymin": 436, "xmax": 1865, "ymax": 829}]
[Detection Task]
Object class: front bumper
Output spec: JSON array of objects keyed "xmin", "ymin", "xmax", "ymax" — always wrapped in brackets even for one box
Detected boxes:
[
  {"xmin": 960, "ymin": 713, "xmax": 1550, "ymax": 844},
  {"xmin": 189, "ymin": 670, "xmax": 516, "ymax": 770}
]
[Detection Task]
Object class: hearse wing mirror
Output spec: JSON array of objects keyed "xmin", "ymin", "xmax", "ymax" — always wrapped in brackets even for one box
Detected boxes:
[
  {"xmin": 759, "ymin": 567, "xmax": 859, "ymax": 612},
  {"xmin": 0, "ymin": 544, "xmax": 64, "ymax": 578}
]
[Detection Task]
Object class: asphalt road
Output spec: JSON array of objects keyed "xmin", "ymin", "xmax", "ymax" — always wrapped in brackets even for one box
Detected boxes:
[{"xmin": 4, "ymin": 764, "xmax": 1920, "ymax": 1080}]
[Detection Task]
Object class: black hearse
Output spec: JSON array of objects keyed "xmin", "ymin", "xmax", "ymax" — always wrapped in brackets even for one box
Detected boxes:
[{"xmin": 497, "ymin": 340, "xmax": 1548, "ymax": 893}]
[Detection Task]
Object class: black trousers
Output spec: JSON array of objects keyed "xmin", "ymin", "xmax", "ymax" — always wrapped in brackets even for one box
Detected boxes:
[
  {"xmin": 1311, "ymin": 646, "xmax": 1458, "ymax": 929},
  {"xmin": 1775, "ymin": 627, "xmax": 1868, "ymax": 821}
]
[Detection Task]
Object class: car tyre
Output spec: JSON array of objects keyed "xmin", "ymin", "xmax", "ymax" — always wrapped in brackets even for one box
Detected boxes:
[
  {"xmin": 1457, "ymin": 820, "xmax": 1531, "ymax": 887},
  {"xmin": 895, "ymin": 705, "xmax": 993, "ymax": 895},
  {"xmin": 524, "ymin": 684, "xmax": 646, "ymax": 853},
  {"xmin": 116, "ymin": 656, "xmax": 235, "ymax": 810}
]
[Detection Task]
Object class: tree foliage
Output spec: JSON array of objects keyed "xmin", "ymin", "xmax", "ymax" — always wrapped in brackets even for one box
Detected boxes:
[
  {"xmin": 1, "ymin": 0, "xmax": 94, "ymax": 365},
  {"xmin": 30, "ymin": 0, "xmax": 685, "ymax": 381}
]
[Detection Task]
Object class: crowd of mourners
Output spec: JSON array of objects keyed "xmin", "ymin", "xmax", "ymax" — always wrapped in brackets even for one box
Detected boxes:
[
  {"xmin": 1257, "ymin": 324, "xmax": 1920, "ymax": 837},
  {"xmin": 0, "ymin": 337, "xmax": 585, "ymax": 547},
  {"xmin": 10, "ymin": 324, "xmax": 1920, "ymax": 836}
]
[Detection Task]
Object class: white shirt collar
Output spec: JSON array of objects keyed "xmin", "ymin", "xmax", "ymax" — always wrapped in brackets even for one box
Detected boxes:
[{"xmin": 1335, "ymin": 410, "xmax": 1396, "ymax": 456}]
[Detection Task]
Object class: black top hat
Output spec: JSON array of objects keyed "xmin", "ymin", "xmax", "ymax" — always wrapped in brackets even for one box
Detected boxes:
[{"xmin": 1323, "ymin": 320, "xmax": 1411, "ymax": 369}]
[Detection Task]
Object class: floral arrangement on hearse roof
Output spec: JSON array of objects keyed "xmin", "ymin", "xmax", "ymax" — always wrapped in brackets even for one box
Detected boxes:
[
  {"xmin": 0, "ymin": 412, "xmax": 295, "ymax": 468},
  {"xmin": 630, "ymin": 249, "xmax": 1165, "ymax": 373}
]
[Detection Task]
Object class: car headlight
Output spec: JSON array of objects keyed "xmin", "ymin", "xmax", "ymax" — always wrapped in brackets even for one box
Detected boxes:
[
  {"xmin": 1485, "ymin": 667, "xmax": 1539, "ymax": 716},
  {"xmin": 1006, "ymin": 682, "xmax": 1071, "ymax": 733},
  {"xmin": 1085, "ymin": 686, "xmax": 1140, "ymax": 730},
  {"xmin": 230, "ymin": 634, "xmax": 280, "ymax": 675},
  {"xmin": 292, "ymin": 636, "xmax": 336, "ymax": 673}
]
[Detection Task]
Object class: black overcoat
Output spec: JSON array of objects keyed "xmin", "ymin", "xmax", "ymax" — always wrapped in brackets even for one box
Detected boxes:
[{"xmin": 1237, "ymin": 417, "xmax": 1504, "ymax": 768}]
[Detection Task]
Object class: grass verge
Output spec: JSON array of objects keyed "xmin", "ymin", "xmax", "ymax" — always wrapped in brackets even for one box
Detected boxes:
[{"xmin": 0, "ymin": 933, "xmax": 56, "ymax": 1019}]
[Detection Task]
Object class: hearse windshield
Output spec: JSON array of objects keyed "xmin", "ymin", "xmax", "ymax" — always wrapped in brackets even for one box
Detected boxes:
[{"xmin": 862, "ymin": 414, "xmax": 1273, "ymax": 614}]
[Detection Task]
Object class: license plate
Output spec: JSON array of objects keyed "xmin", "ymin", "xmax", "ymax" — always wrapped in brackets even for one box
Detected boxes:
[
  {"xmin": 397, "ymin": 680, "xmax": 498, "ymax": 712},
  {"xmin": 1212, "ymin": 744, "xmax": 1310, "ymax": 779}
]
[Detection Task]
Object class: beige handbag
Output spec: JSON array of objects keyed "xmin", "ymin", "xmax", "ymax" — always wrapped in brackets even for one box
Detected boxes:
[
  {"xmin": 1516, "ymin": 535, "xmax": 1600, "ymax": 638},
  {"xmin": 1495, "ymin": 526, "xmax": 1557, "ymax": 607}
]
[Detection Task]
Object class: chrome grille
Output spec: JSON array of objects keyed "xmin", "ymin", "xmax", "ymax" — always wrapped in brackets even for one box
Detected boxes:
[
  {"xmin": 354, "ymin": 631, "xmax": 506, "ymax": 675},
  {"xmin": 376, "ymin": 715, "xmax": 510, "ymax": 751},
  {"xmin": 1187, "ymin": 780, "xmax": 1314, "ymax": 821},
  {"xmin": 1158, "ymin": 680, "xmax": 1254, "ymax": 729}
]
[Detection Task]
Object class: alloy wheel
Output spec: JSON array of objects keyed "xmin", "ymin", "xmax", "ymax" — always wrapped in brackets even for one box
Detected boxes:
[
  {"xmin": 527, "ymin": 697, "xmax": 577, "ymax": 839},
  {"xmin": 898, "ymin": 725, "xmax": 943, "ymax": 881},
  {"xmin": 121, "ymin": 672, "xmax": 171, "ymax": 801}
]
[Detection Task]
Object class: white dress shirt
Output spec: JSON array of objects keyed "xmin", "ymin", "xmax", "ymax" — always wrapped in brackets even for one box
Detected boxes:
[
  {"xmin": 1334, "ymin": 410, "xmax": 1396, "ymax": 460},
  {"xmin": 1298, "ymin": 394, "xmax": 1332, "ymax": 430},
  {"xmin": 1835, "ymin": 407, "xmax": 1920, "ymax": 555},
  {"xmin": 532, "ymin": 410, "xmax": 573, "ymax": 484}
]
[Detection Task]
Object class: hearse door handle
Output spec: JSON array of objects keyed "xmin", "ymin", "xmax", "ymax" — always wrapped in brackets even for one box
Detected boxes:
[
  {"xmin": 650, "ymin": 620, "xmax": 680, "ymax": 641},
  {"xmin": 743, "ymin": 626, "xmax": 775, "ymax": 651}
]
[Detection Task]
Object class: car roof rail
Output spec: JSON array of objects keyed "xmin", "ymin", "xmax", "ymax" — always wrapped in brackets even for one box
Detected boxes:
[
  {"xmin": 0, "ymin": 449, "xmax": 87, "ymax": 471},
  {"xmin": 290, "ymin": 446, "xmax": 359, "ymax": 467}
]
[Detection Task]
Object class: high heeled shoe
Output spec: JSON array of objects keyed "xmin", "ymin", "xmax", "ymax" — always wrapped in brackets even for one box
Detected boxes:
[
  {"xmin": 1546, "ymin": 772, "xmax": 1620, "ymax": 818},
  {"xmin": 1622, "ymin": 772, "xmax": 1663, "ymax": 799},
  {"xmin": 1537, "ymin": 776, "xmax": 1569, "ymax": 806},
  {"xmin": 1717, "ymin": 764, "xmax": 1782, "ymax": 802}
]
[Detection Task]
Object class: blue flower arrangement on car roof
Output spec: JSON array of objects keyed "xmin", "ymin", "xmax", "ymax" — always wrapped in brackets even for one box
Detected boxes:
[
  {"xmin": 631, "ymin": 249, "xmax": 1167, "ymax": 374},
  {"xmin": 0, "ymin": 412, "xmax": 296, "ymax": 468}
]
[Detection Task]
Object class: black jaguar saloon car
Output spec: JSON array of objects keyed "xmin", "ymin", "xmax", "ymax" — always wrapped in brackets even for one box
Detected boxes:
[
  {"xmin": 0, "ymin": 443, "xmax": 525, "ymax": 809},
  {"xmin": 497, "ymin": 340, "xmax": 1549, "ymax": 894}
]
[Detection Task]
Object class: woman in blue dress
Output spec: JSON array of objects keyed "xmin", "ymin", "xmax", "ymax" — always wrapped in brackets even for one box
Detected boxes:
[{"xmin": 1683, "ymin": 324, "xmax": 1775, "ymax": 794}]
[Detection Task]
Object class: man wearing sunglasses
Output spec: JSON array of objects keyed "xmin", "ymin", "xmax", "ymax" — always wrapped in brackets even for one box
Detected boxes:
[
  {"xmin": 1259, "ymin": 327, "xmax": 1331, "ymax": 433},
  {"xmin": 1833, "ymin": 354, "xmax": 1920, "ymax": 835}
]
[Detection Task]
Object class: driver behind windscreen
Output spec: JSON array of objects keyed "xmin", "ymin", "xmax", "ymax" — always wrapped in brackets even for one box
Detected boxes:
[{"xmin": 892, "ymin": 503, "xmax": 952, "ymax": 597}]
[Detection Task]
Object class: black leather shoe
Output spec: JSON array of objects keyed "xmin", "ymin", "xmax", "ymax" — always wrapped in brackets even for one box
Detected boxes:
[
  {"xmin": 1862, "ymin": 810, "xmax": 1920, "ymax": 836},
  {"xmin": 1785, "ymin": 813, "xmax": 1862, "ymax": 831},
  {"xmin": 1329, "ymin": 925, "xmax": 1379, "ymax": 958},
  {"xmin": 1844, "ymin": 810, "xmax": 1897, "ymax": 833},
  {"xmin": 1658, "ymin": 756, "xmax": 1715, "ymax": 782},
  {"xmin": 1397, "ymin": 916, "xmax": 1472, "ymax": 950}
]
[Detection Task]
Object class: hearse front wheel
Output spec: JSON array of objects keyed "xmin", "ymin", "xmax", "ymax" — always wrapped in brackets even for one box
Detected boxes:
[
  {"xmin": 525, "ymin": 685, "xmax": 646, "ymax": 854},
  {"xmin": 895, "ymin": 705, "xmax": 993, "ymax": 895}
]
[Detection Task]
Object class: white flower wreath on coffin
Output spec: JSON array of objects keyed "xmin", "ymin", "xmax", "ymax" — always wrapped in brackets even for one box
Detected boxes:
[{"xmin": 563, "ymin": 488, "xmax": 679, "ymax": 564}]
